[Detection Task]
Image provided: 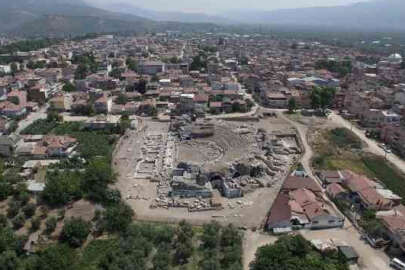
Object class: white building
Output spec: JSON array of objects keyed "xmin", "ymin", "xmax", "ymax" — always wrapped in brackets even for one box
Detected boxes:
[{"xmin": 0, "ymin": 65, "xmax": 11, "ymax": 74}]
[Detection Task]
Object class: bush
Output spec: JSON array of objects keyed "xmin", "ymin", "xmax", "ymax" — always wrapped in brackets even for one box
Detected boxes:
[
  {"xmin": 7, "ymin": 200, "xmax": 20, "ymax": 218},
  {"xmin": 0, "ymin": 181, "xmax": 11, "ymax": 201},
  {"xmin": 30, "ymin": 217, "xmax": 41, "ymax": 232},
  {"xmin": 16, "ymin": 192, "xmax": 30, "ymax": 206},
  {"xmin": 60, "ymin": 218, "xmax": 91, "ymax": 248},
  {"xmin": 3, "ymin": 169, "xmax": 23, "ymax": 185},
  {"xmin": 57, "ymin": 209, "xmax": 66, "ymax": 221},
  {"xmin": 12, "ymin": 214, "xmax": 25, "ymax": 229},
  {"xmin": 103, "ymin": 203, "xmax": 134, "ymax": 233},
  {"xmin": 0, "ymin": 214, "xmax": 8, "ymax": 228},
  {"xmin": 22, "ymin": 203, "xmax": 36, "ymax": 218},
  {"xmin": 45, "ymin": 216, "xmax": 57, "ymax": 235}
]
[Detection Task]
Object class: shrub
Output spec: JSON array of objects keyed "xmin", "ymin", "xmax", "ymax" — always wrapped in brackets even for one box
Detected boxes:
[
  {"xmin": 23, "ymin": 203, "xmax": 36, "ymax": 218},
  {"xmin": 0, "ymin": 181, "xmax": 11, "ymax": 201},
  {"xmin": 45, "ymin": 216, "xmax": 57, "ymax": 235},
  {"xmin": 103, "ymin": 203, "xmax": 134, "ymax": 233},
  {"xmin": 7, "ymin": 200, "xmax": 20, "ymax": 218},
  {"xmin": 12, "ymin": 214, "xmax": 25, "ymax": 229},
  {"xmin": 30, "ymin": 217, "xmax": 41, "ymax": 232},
  {"xmin": 0, "ymin": 214, "xmax": 8, "ymax": 228},
  {"xmin": 60, "ymin": 218, "xmax": 91, "ymax": 247}
]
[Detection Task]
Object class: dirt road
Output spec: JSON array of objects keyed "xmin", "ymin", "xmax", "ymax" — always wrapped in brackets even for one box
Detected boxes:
[
  {"xmin": 278, "ymin": 112, "xmax": 316, "ymax": 179},
  {"xmin": 300, "ymin": 227, "xmax": 390, "ymax": 270},
  {"xmin": 243, "ymin": 231, "xmax": 277, "ymax": 270}
]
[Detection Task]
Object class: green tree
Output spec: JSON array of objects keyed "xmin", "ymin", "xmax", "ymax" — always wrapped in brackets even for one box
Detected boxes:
[
  {"xmin": 45, "ymin": 216, "xmax": 57, "ymax": 235},
  {"xmin": 0, "ymin": 226, "xmax": 25, "ymax": 255},
  {"xmin": 38, "ymin": 244, "xmax": 78, "ymax": 270},
  {"xmin": 201, "ymin": 222, "xmax": 220, "ymax": 250},
  {"xmin": 0, "ymin": 250, "xmax": 18, "ymax": 270},
  {"xmin": 3, "ymin": 169, "xmax": 23, "ymax": 185},
  {"xmin": 110, "ymin": 68, "xmax": 123, "ymax": 79},
  {"xmin": 173, "ymin": 221, "xmax": 194, "ymax": 265},
  {"xmin": 0, "ymin": 215, "xmax": 8, "ymax": 228},
  {"xmin": 152, "ymin": 244, "xmax": 172, "ymax": 270},
  {"xmin": 82, "ymin": 158, "xmax": 114, "ymax": 202},
  {"xmin": 60, "ymin": 218, "xmax": 91, "ymax": 248},
  {"xmin": 151, "ymin": 74, "xmax": 159, "ymax": 82},
  {"xmin": 62, "ymin": 82, "xmax": 76, "ymax": 92},
  {"xmin": 288, "ymin": 97, "xmax": 297, "ymax": 113},
  {"xmin": 115, "ymin": 93, "xmax": 128, "ymax": 105},
  {"xmin": 0, "ymin": 182, "xmax": 11, "ymax": 201},
  {"xmin": 249, "ymin": 235, "xmax": 348, "ymax": 270},
  {"xmin": 10, "ymin": 63, "xmax": 18, "ymax": 75},
  {"xmin": 6, "ymin": 200, "xmax": 19, "ymax": 219},
  {"xmin": 42, "ymin": 171, "xmax": 82, "ymax": 206},
  {"xmin": 22, "ymin": 203, "xmax": 36, "ymax": 218},
  {"xmin": 12, "ymin": 214, "xmax": 25, "ymax": 229},
  {"xmin": 190, "ymin": 54, "xmax": 206, "ymax": 71},
  {"xmin": 310, "ymin": 87, "xmax": 336, "ymax": 113},
  {"xmin": 75, "ymin": 63, "xmax": 89, "ymax": 80},
  {"xmin": 126, "ymin": 58, "xmax": 138, "ymax": 71},
  {"xmin": 103, "ymin": 203, "xmax": 134, "ymax": 233},
  {"xmin": 136, "ymin": 79, "xmax": 147, "ymax": 94},
  {"xmin": 30, "ymin": 217, "xmax": 41, "ymax": 232}
]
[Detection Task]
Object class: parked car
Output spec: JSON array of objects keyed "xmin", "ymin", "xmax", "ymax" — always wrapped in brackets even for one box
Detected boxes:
[{"xmin": 390, "ymin": 258, "xmax": 405, "ymax": 270}]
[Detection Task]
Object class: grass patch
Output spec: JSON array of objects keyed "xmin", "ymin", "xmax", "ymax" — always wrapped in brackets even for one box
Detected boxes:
[
  {"xmin": 312, "ymin": 128, "xmax": 405, "ymax": 203},
  {"xmin": 21, "ymin": 119, "xmax": 57, "ymax": 135},
  {"xmin": 21, "ymin": 119, "xmax": 117, "ymax": 160},
  {"xmin": 362, "ymin": 156, "xmax": 405, "ymax": 204},
  {"xmin": 329, "ymin": 128, "xmax": 362, "ymax": 149}
]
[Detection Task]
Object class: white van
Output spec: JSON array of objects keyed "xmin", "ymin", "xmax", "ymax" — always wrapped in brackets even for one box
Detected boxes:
[{"xmin": 391, "ymin": 258, "xmax": 405, "ymax": 270}]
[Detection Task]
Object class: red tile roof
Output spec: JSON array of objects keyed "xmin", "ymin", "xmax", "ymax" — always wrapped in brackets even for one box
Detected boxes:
[
  {"xmin": 326, "ymin": 183, "xmax": 347, "ymax": 198},
  {"xmin": 267, "ymin": 193, "xmax": 291, "ymax": 227},
  {"xmin": 282, "ymin": 176, "xmax": 322, "ymax": 193},
  {"xmin": 381, "ymin": 215, "xmax": 405, "ymax": 233}
]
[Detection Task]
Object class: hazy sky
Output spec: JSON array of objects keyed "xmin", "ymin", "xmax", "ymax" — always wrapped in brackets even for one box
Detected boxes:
[{"xmin": 88, "ymin": 0, "xmax": 371, "ymax": 13}]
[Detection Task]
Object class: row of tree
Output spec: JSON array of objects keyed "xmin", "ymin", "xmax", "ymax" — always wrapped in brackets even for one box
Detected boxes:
[{"xmin": 288, "ymin": 86, "xmax": 336, "ymax": 114}]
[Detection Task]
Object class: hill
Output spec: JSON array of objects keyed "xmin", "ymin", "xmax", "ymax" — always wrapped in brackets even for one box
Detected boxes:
[
  {"xmin": 0, "ymin": 0, "xmax": 152, "ymax": 36},
  {"xmin": 93, "ymin": 2, "xmax": 233, "ymax": 25},
  {"xmin": 12, "ymin": 15, "xmax": 151, "ymax": 36},
  {"xmin": 225, "ymin": 0, "xmax": 405, "ymax": 31}
]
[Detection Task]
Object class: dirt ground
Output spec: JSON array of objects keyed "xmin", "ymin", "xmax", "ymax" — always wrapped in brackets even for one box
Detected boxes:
[{"xmin": 300, "ymin": 226, "xmax": 391, "ymax": 270}]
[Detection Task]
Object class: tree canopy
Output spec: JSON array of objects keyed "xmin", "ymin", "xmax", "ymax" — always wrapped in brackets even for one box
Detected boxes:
[
  {"xmin": 310, "ymin": 87, "xmax": 336, "ymax": 113},
  {"xmin": 250, "ymin": 235, "xmax": 348, "ymax": 270}
]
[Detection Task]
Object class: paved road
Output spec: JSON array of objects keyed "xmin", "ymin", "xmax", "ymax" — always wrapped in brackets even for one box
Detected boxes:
[
  {"xmin": 15, "ymin": 105, "xmax": 48, "ymax": 134},
  {"xmin": 329, "ymin": 112, "xmax": 405, "ymax": 175}
]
